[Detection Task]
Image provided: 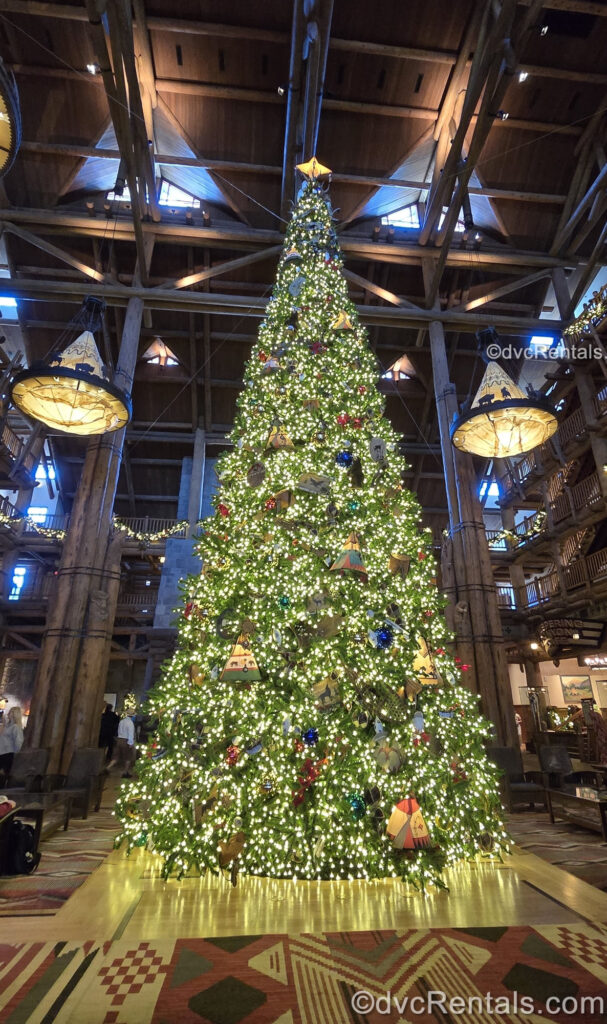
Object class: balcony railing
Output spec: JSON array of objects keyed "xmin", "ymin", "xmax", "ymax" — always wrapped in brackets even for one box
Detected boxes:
[
  {"xmin": 115, "ymin": 517, "xmax": 188, "ymax": 540},
  {"xmin": 22, "ymin": 514, "xmax": 71, "ymax": 535},
  {"xmin": 0, "ymin": 423, "xmax": 36, "ymax": 477},
  {"xmin": 487, "ymin": 472, "xmax": 604, "ymax": 552},
  {"xmin": 500, "ymin": 544, "xmax": 607, "ymax": 612},
  {"xmin": 499, "ymin": 389, "xmax": 606, "ymax": 498}
]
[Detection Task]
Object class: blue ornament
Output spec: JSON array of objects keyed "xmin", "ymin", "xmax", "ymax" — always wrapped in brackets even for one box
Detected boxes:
[
  {"xmin": 375, "ymin": 626, "xmax": 394, "ymax": 650},
  {"xmin": 335, "ymin": 450, "xmax": 353, "ymax": 468},
  {"xmin": 278, "ymin": 595, "xmax": 291, "ymax": 608},
  {"xmin": 303, "ymin": 727, "xmax": 319, "ymax": 746},
  {"xmin": 347, "ymin": 792, "xmax": 366, "ymax": 821},
  {"xmin": 348, "ymin": 500, "xmax": 360, "ymax": 512}
]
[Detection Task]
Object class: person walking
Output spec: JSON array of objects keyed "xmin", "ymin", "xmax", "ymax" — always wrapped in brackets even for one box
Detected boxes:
[
  {"xmin": 0, "ymin": 706, "xmax": 24, "ymax": 778},
  {"xmin": 108, "ymin": 712, "xmax": 136, "ymax": 778},
  {"xmin": 98, "ymin": 703, "xmax": 119, "ymax": 761}
]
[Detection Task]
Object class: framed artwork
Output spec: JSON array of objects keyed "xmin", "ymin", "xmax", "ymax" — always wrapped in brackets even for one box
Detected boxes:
[
  {"xmin": 560, "ymin": 675, "xmax": 593, "ymax": 703},
  {"xmin": 518, "ymin": 687, "xmax": 530, "ymax": 705}
]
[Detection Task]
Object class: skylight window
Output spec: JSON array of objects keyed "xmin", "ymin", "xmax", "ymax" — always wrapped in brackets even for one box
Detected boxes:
[
  {"xmin": 9, "ymin": 565, "xmax": 26, "ymax": 600},
  {"xmin": 35, "ymin": 463, "xmax": 55, "ymax": 481},
  {"xmin": 479, "ymin": 481, "xmax": 500, "ymax": 499},
  {"xmin": 106, "ymin": 187, "xmax": 133, "ymax": 204},
  {"xmin": 0, "ymin": 295, "xmax": 17, "ymax": 319},
  {"xmin": 528, "ymin": 334, "xmax": 565, "ymax": 358},
  {"xmin": 381, "ymin": 205, "xmax": 420, "ymax": 229},
  {"xmin": 141, "ymin": 338, "xmax": 180, "ymax": 368},
  {"xmin": 27, "ymin": 506, "xmax": 48, "ymax": 523},
  {"xmin": 158, "ymin": 181, "xmax": 201, "ymax": 209},
  {"xmin": 438, "ymin": 208, "xmax": 465, "ymax": 233}
]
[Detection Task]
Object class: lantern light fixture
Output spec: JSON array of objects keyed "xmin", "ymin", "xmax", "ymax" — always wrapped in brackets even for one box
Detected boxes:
[
  {"xmin": 0, "ymin": 57, "xmax": 21, "ymax": 177},
  {"xmin": 10, "ymin": 296, "xmax": 131, "ymax": 436},
  {"xmin": 451, "ymin": 359, "xmax": 558, "ymax": 459}
]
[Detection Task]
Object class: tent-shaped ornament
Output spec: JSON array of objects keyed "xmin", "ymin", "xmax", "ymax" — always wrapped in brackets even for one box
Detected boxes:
[
  {"xmin": 220, "ymin": 633, "xmax": 261, "ymax": 682},
  {"xmin": 330, "ymin": 532, "xmax": 367, "ymax": 581},
  {"xmin": 266, "ymin": 419, "xmax": 294, "ymax": 451}
]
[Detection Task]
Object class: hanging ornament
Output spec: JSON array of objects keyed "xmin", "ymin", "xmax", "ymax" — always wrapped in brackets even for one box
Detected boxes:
[
  {"xmin": 274, "ymin": 488, "xmax": 295, "ymax": 510},
  {"xmin": 259, "ymin": 773, "xmax": 277, "ymax": 798},
  {"xmin": 286, "ymin": 309, "xmax": 299, "ymax": 331},
  {"xmin": 369, "ymin": 437, "xmax": 387, "ymax": 463},
  {"xmin": 350, "ymin": 457, "xmax": 364, "ymax": 487},
  {"xmin": 247, "ymin": 462, "xmax": 266, "ymax": 487},
  {"xmin": 218, "ymin": 831, "xmax": 246, "ymax": 867},
  {"xmin": 352, "ymin": 417, "xmax": 363, "ymax": 429},
  {"xmin": 261, "ymin": 355, "xmax": 281, "ymax": 375},
  {"xmin": 313, "ymin": 672, "xmax": 341, "ymax": 713},
  {"xmin": 266, "ymin": 420, "xmax": 294, "ymax": 450},
  {"xmin": 347, "ymin": 792, "xmax": 366, "ymax": 821},
  {"xmin": 189, "ymin": 663, "xmax": 205, "ymax": 687},
  {"xmin": 309, "ymin": 339, "xmax": 326, "ymax": 356},
  {"xmin": 315, "ymin": 613, "xmax": 344, "ymax": 639},
  {"xmin": 412, "ymin": 711, "xmax": 425, "ymax": 734},
  {"xmin": 374, "ymin": 625, "xmax": 394, "ymax": 650},
  {"xmin": 335, "ymin": 450, "xmax": 353, "ymax": 468},
  {"xmin": 358, "ymin": 385, "xmax": 367, "ymax": 395},
  {"xmin": 413, "ymin": 637, "xmax": 442, "ymax": 686},
  {"xmin": 303, "ymin": 397, "xmax": 320, "ymax": 413},
  {"xmin": 289, "ymin": 273, "xmax": 306, "ymax": 297},
  {"xmin": 265, "ymin": 497, "xmax": 277, "ymax": 511},
  {"xmin": 331, "ymin": 310, "xmax": 355, "ymax": 331},
  {"xmin": 451, "ymin": 360, "xmax": 558, "ymax": 458},
  {"xmin": 386, "ymin": 797, "xmax": 431, "ymax": 850},
  {"xmin": 303, "ymin": 727, "xmax": 319, "ymax": 746},
  {"xmin": 220, "ymin": 633, "xmax": 261, "ymax": 682},
  {"xmin": 374, "ymin": 739, "xmax": 404, "ymax": 774},
  {"xmin": 278, "ymin": 594, "xmax": 291, "ymax": 608},
  {"xmin": 389, "ymin": 553, "xmax": 410, "ymax": 577},
  {"xmin": 330, "ymin": 532, "xmax": 368, "ymax": 581},
  {"xmin": 225, "ymin": 744, "xmax": 241, "ymax": 766},
  {"xmin": 292, "ymin": 755, "xmax": 327, "ymax": 806},
  {"xmin": 306, "ymin": 588, "xmax": 330, "ymax": 613},
  {"xmin": 283, "ymin": 246, "xmax": 302, "ymax": 265},
  {"xmin": 298, "ymin": 472, "xmax": 331, "ymax": 495},
  {"xmin": 218, "ymin": 503, "xmax": 230, "ymax": 518},
  {"xmin": 336, "ymin": 412, "xmax": 350, "ymax": 426}
]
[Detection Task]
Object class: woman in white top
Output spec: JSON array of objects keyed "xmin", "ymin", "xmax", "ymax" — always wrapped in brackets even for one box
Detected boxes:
[{"xmin": 0, "ymin": 706, "xmax": 24, "ymax": 777}]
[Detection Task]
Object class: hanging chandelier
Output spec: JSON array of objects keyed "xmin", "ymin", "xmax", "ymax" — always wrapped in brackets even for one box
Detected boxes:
[
  {"xmin": 0, "ymin": 57, "xmax": 21, "ymax": 177},
  {"xmin": 10, "ymin": 298, "xmax": 131, "ymax": 436},
  {"xmin": 450, "ymin": 360, "xmax": 558, "ymax": 459}
]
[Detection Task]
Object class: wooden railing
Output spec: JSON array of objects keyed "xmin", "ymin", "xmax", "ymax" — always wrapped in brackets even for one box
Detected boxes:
[
  {"xmin": 0, "ymin": 494, "xmax": 21, "ymax": 521},
  {"xmin": 496, "ymin": 585, "xmax": 515, "ymax": 608},
  {"xmin": 22, "ymin": 513, "xmax": 70, "ymax": 534},
  {"xmin": 488, "ymin": 472, "xmax": 604, "ymax": 552},
  {"xmin": 503, "ymin": 544, "xmax": 607, "ymax": 611},
  {"xmin": 0, "ymin": 423, "xmax": 36, "ymax": 475},
  {"xmin": 558, "ymin": 406, "xmax": 587, "ymax": 448},
  {"xmin": 116, "ymin": 592, "xmax": 156, "ymax": 610}
]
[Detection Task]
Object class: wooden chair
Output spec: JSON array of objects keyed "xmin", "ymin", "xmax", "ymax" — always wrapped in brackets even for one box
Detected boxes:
[
  {"xmin": 43, "ymin": 747, "xmax": 105, "ymax": 819},
  {"xmin": 0, "ymin": 749, "xmax": 49, "ymax": 801},
  {"xmin": 487, "ymin": 746, "xmax": 546, "ymax": 812}
]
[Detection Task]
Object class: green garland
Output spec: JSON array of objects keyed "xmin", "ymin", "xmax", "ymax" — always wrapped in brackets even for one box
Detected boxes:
[
  {"xmin": 564, "ymin": 282, "xmax": 607, "ymax": 338},
  {"xmin": 0, "ymin": 510, "xmax": 193, "ymax": 544}
]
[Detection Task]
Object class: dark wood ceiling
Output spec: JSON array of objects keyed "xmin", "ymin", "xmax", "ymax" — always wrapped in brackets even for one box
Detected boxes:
[{"xmin": 0, "ymin": 0, "xmax": 605, "ymax": 530}]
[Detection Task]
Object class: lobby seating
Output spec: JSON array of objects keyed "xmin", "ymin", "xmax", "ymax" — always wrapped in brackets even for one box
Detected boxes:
[
  {"xmin": 537, "ymin": 745, "xmax": 602, "ymax": 792},
  {"xmin": 0, "ymin": 749, "xmax": 49, "ymax": 801},
  {"xmin": 43, "ymin": 747, "xmax": 105, "ymax": 819},
  {"xmin": 488, "ymin": 746, "xmax": 547, "ymax": 812}
]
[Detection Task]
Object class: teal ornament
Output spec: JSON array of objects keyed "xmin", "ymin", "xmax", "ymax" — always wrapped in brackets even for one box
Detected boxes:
[
  {"xmin": 134, "ymin": 831, "xmax": 148, "ymax": 847},
  {"xmin": 347, "ymin": 792, "xmax": 366, "ymax": 821},
  {"xmin": 348, "ymin": 500, "xmax": 360, "ymax": 512},
  {"xmin": 278, "ymin": 595, "xmax": 291, "ymax": 608}
]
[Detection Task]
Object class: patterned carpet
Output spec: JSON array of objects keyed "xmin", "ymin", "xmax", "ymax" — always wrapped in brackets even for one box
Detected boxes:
[
  {"xmin": 509, "ymin": 811, "xmax": 607, "ymax": 892},
  {"xmin": 0, "ymin": 809, "xmax": 119, "ymax": 916},
  {"xmin": 1, "ymin": 926, "xmax": 606, "ymax": 1023}
]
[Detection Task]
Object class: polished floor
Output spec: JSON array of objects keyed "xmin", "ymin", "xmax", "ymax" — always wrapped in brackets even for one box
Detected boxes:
[{"xmin": 5, "ymin": 836, "xmax": 607, "ymax": 943}]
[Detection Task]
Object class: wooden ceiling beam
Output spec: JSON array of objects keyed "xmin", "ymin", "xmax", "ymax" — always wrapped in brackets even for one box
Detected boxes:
[
  {"xmin": 2, "ymin": 274, "xmax": 566, "ymax": 332},
  {"xmin": 551, "ymin": 161, "xmax": 607, "ymax": 254},
  {"xmin": 280, "ymin": 0, "xmax": 306, "ymax": 218},
  {"xmin": 450, "ymin": 268, "xmax": 552, "ymax": 312},
  {"xmin": 0, "ymin": 222, "xmax": 108, "ymax": 283},
  {"xmin": 342, "ymin": 267, "xmax": 423, "ymax": 310},
  {"xmin": 160, "ymin": 245, "xmax": 282, "ymax": 290},
  {"xmin": 0, "ymin": 207, "xmax": 584, "ymax": 270}
]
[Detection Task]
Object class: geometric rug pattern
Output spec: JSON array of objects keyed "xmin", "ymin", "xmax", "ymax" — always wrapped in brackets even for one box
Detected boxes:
[
  {"xmin": 0, "ymin": 809, "xmax": 118, "ymax": 916},
  {"xmin": 509, "ymin": 811, "xmax": 607, "ymax": 892},
  {"xmin": 1, "ymin": 925, "xmax": 607, "ymax": 1023}
]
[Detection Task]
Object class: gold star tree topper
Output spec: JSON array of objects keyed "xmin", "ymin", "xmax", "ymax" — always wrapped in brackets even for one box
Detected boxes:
[{"xmin": 296, "ymin": 156, "xmax": 332, "ymax": 179}]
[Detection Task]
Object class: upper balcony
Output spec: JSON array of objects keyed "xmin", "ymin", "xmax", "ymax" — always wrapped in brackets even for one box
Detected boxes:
[
  {"xmin": 0, "ymin": 507, "xmax": 187, "ymax": 554},
  {"xmin": 487, "ymin": 471, "xmax": 605, "ymax": 556},
  {"xmin": 496, "ymin": 543, "xmax": 607, "ymax": 616},
  {"xmin": 498, "ymin": 385, "xmax": 607, "ymax": 504},
  {"xmin": 0, "ymin": 422, "xmax": 38, "ymax": 488}
]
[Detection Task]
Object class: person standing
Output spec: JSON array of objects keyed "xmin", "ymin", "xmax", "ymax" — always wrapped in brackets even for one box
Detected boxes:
[
  {"xmin": 0, "ymin": 706, "xmax": 24, "ymax": 777},
  {"xmin": 109, "ymin": 713, "xmax": 136, "ymax": 778},
  {"xmin": 98, "ymin": 703, "xmax": 119, "ymax": 761}
]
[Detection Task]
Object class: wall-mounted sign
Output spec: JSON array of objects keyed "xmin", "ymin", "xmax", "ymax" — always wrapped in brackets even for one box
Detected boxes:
[
  {"xmin": 581, "ymin": 654, "xmax": 607, "ymax": 668},
  {"xmin": 539, "ymin": 619, "xmax": 604, "ymax": 656}
]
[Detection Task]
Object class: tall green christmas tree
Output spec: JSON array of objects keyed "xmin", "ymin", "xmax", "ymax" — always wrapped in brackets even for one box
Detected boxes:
[{"xmin": 116, "ymin": 159, "xmax": 508, "ymax": 890}]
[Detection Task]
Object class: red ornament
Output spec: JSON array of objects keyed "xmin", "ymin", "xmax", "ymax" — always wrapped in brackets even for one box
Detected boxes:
[
  {"xmin": 424, "ymin": 610, "xmax": 433, "ymax": 618},
  {"xmin": 337, "ymin": 412, "xmax": 350, "ymax": 426},
  {"xmin": 292, "ymin": 756, "xmax": 328, "ymax": 806},
  {"xmin": 455, "ymin": 657, "xmax": 461, "ymax": 664},
  {"xmin": 418, "ymin": 551, "xmax": 426, "ymax": 561},
  {"xmin": 293, "ymin": 739, "xmax": 304, "ymax": 753},
  {"xmin": 218, "ymin": 503, "xmax": 230, "ymax": 518},
  {"xmin": 461, "ymin": 663, "xmax": 471, "ymax": 672},
  {"xmin": 184, "ymin": 601, "xmax": 194, "ymax": 619},
  {"xmin": 436, "ymin": 647, "xmax": 445, "ymax": 656},
  {"xmin": 258, "ymin": 351, "xmax": 267, "ymax": 362},
  {"xmin": 226, "ymin": 744, "xmax": 241, "ymax": 766},
  {"xmin": 352, "ymin": 417, "xmax": 363, "ymax": 429},
  {"xmin": 265, "ymin": 497, "xmax": 277, "ymax": 511},
  {"xmin": 413, "ymin": 732, "xmax": 430, "ymax": 748},
  {"xmin": 358, "ymin": 385, "xmax": 367, "ymax": 395}
]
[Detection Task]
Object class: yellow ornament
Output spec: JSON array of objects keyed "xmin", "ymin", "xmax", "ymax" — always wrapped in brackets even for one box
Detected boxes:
[
  {"xmin": 331, "ymin": 310, "xmax": 355, "ymax": 331},
  {"xmin": 266, "ymin": 420, "xmax": 294, "ymax": 450}
]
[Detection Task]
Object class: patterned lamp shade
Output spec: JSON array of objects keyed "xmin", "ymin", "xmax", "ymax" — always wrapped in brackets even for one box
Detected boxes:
[
  {"xmin": 10, "ymin": 331, "xmax": 131, "ymax": 436},
  {"xmin": 0, "ymin": 57, "xmax": 21, "ymax": 176},
  {"xmin": 450, "ymin": 361, "xmax": 557, "ymax": 458}
]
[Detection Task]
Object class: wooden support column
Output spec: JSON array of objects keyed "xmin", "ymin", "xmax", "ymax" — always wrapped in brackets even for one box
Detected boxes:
[
  {"xmin": 575, "ymin": 366, "xmax": 607, "ymax": 497},
  {"xmin": 430, "ymin": 317, "xmax": 517, "ymax": 745},
  {"xmin": 188, "ymin": 427, "xmax": 206, "ymax": 535},
  {"xmin": 25, "ymin": 293, "xmax": 146, "ymax": 772}
]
